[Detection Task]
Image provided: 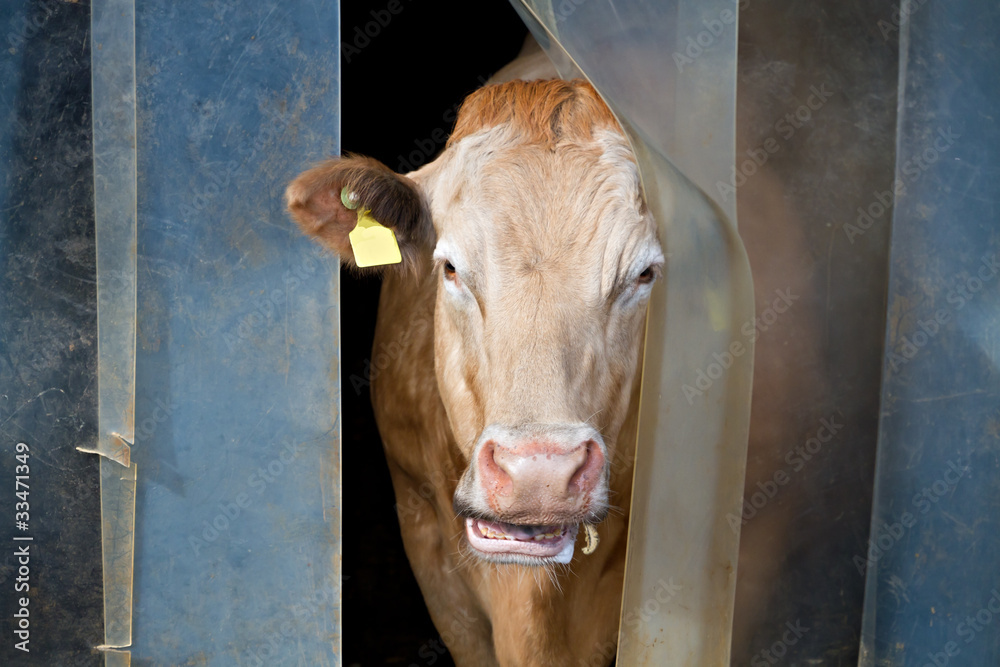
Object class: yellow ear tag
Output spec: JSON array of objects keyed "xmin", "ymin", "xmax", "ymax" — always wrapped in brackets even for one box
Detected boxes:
[{"xmin": 342, "ymin": 187, "xmax": 402, "ymax": 268}]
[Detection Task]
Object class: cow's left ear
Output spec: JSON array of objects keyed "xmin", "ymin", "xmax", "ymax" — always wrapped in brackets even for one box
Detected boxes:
[{"xmin": 285, "ymin": 154, "xmax": 430, "ymax": 272}]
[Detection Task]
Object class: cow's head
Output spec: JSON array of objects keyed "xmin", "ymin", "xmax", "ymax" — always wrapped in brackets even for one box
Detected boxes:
[{"xmin": 287, "ymin": 80, "xmax": 663, "ymax": 565}]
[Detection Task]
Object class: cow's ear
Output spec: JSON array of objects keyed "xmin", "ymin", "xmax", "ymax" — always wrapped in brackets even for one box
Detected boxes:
[{"xmin": 285, "ymin": 154, "xmax": 430, "ymax": 272}]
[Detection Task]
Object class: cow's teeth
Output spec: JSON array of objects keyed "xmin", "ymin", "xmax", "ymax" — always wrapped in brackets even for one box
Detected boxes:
[
  {"xmin": 484, "ymin": 528, "xmax": 513, "ymax": 540},
  {"xmin": 532, "ymin": 527, "xmax": 565, "ymax": 541},
  {"xmin": 476, "ymin": 521, "xmax": 570, "ymax": 541}
]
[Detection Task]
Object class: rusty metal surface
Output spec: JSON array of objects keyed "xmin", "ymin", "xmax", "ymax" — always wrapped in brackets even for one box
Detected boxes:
[{"xmin": 1, "ymin": 0, "xmax": 340, "ymax": 662}]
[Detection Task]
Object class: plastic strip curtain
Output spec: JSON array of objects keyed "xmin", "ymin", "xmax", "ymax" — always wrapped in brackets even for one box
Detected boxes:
[
  {"xmin": 510, "ymin": 2, "xmax": 753, "ymax": 664},
  {"xmin": 88, "ymin": 0, "xmax": 138, "ymax": 657}
]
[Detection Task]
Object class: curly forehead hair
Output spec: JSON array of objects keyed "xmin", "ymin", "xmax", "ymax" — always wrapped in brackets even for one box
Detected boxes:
[{"xmin": 447, "ymin": 79, "xmax": 622, "ymax": 149}]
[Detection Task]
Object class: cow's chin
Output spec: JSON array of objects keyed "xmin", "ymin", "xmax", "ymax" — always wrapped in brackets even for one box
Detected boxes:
[{"xmin": 463, "ymin": 517, "xmax": 580, "ymax": 565}]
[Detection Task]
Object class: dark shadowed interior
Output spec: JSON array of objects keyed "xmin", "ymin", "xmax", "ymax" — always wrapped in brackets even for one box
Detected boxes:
[{"xmin": 339, "ymin": 2, "xmax": 526, "ymax": 665}]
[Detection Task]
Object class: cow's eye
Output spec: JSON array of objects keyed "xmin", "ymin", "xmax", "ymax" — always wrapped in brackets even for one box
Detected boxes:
[
  {"xmin": 637, "ymin": 266, "xmax": 657, "ymax": 285},
  {"xmin": 443, "ymin": 261, "xmax": 457, "ymax": 280}
]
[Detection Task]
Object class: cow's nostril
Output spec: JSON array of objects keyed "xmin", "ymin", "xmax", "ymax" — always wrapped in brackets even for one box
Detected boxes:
[
  {"xmin": 568, "ymin": 440, "xmax": 605, "ymax": 495},
  {"xmin": 478, "ymin": 440, "xmax": 513, "ymax": 494}
]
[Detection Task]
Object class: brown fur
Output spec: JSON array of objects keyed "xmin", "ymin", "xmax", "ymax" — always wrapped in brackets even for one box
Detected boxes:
[
  {"xmin": 372, "ymin": 256, "xmax": 637, "ymax": 665},
  {"xmin": 448, "ymin": 79, "xmax": 622, "ymax": 149},
  {"xmin": 285, "ymin": 154, "xmax": 431, "ymax": 274},
  {"xmin": 290, "ymin": 77, "xmax": 655, "ymax": 666},
  {"xmin": 290, "ymin": 40, "xmax": 850, "ymax": 664}
]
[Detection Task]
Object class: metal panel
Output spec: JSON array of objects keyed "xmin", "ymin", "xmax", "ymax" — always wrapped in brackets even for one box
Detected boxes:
[
  {"xmin": 123, "ymin": 1, "xmax": 342, "ymax": 663},
  {"xmin": 3, "ymin": 0, "xmax": 343, "ymax": 662},
  {"xmin": 0, "ymin": 1, "xmax": 104, "ymax": 663},
  {"xmin": 859, "ymin": 1, "xmax": 1000, "ymax": 664}
]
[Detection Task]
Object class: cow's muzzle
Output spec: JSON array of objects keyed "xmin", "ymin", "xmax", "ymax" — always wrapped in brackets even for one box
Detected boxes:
[{"xmin": 454, "ymin": 423, "xmax": 609, "ymax": 564}]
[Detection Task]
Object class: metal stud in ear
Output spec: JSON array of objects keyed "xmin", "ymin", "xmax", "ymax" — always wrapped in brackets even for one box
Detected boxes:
[{"xmin": 340, "ymin": 186, "xmax": 360, "ymax": 210}]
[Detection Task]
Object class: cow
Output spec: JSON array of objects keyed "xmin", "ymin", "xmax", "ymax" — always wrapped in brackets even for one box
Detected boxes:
[
  {"xmin": 288, "ymin": 77, "xmax": 655, "ymax": 665},
  {"xmin": 285, "ymin": 36, "xmax": 832, "ymax": 661}
]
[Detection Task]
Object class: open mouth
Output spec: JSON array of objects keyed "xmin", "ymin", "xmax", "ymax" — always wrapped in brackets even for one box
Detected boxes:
[{"xmin": 464, "ymin": 517, "xmax": 579, "ymax": 563}]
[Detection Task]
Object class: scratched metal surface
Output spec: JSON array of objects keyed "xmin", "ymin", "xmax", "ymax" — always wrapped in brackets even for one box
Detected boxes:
[
  {"xmin": 858, "ymin": 2, "xmax": 1000, "ymax": 665},
  {"xmin": 126, "ymin": 1, "xmax": 341, "ymax": 663},
  {"xmin": 0, "ymin": 2, "xmax": 104, "ymax": 664}
]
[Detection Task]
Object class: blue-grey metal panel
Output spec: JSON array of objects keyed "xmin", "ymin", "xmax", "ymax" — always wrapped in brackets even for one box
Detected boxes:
[
  {"xmin": 129, "ymin": 1, "xmax": 341, "ymax": 663},
  {"xmin": 859, "ymin": 1, "xmax": 1000, "ymax": 664},
  {"xmin": 0, "ymin": 1, "xmax": 104, "ymax": 664}
]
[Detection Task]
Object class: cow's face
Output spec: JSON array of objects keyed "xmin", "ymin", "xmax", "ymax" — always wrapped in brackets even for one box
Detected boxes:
[
  {"xmin": 287, "ymin": 80, "xmax": 663, "ymax": 565},
  {"xmin": 420, "ymin": 127, "xmax": 662, "ymax": 564}
]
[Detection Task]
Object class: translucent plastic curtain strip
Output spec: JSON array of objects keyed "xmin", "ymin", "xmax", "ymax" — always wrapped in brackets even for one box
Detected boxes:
[
  {"xmin": 511, "ymin": 2, "xmax": 753, "ymax": 664},
  {"xmin": 520, "ymin": 0, "xmax": 739, "ymax": 223},
  {"xmin": 87, "ymin": 0, "xmax": 138, "ymax": 656}
]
